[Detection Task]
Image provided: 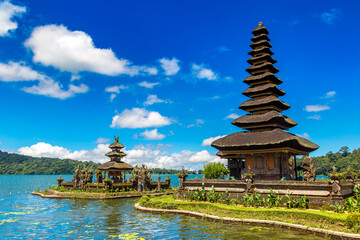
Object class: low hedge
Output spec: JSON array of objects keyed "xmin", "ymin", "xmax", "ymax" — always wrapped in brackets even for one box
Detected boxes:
[{"xmin": 138, "ymin": 194, "xmax": 360, "ymax": 233}]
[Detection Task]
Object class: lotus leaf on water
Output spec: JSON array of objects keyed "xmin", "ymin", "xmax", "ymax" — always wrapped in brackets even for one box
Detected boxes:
[
  {"xmin": 108, "ymin": 233, "xmax": 145, "ymax": 240},
  {"xmin": 0, "ymin": 218, "xmax": 19, "ymax": 225},
  {"xmin": 2, "ymin": 211, "xmax": 29, "ymax": 216}
]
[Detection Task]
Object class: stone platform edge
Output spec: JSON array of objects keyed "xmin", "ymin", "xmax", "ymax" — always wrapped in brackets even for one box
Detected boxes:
[
  {"xmin": 134, "ymin": 203, "xmax": 360, "ymax": 240},
  {"xmin": 31, "ymin": 191, "xmax": 174, "ymax": 200}
]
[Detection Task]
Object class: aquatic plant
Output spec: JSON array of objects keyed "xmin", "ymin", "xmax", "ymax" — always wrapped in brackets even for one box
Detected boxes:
[{"xmin": 108, "ymin": 233, "xmax": 145, "ymax": 240}]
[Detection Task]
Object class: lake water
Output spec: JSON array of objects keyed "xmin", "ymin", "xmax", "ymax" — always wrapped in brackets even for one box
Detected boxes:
[{"xmin": 0, "ymin": 175, "xmax": 324, "ymax": 239}]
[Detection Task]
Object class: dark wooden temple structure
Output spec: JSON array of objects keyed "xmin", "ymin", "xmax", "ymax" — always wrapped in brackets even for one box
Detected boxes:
[
  {"xmin": 211, "ymin": 22, "xmax": 319, "ymax": 180},
  {"xmin": 179, "ymin": 23, "xmax": 356, "ymax": 206},
  {"xmin": 97, "ymin": 136, "xmax": 133, "ymax": 183}
]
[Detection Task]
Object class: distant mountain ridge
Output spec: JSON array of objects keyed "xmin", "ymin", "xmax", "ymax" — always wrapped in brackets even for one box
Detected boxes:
[
  {"xmin": 0, "ymin": 150, "xmax": 201, "ymax": 175},
  {"xmin": 0, "ymin": 150, "xmax": 99, "ymax": 175},
  {"xmin": 3, "ymin": 146, "xmax": 356, "ymax": 176}
]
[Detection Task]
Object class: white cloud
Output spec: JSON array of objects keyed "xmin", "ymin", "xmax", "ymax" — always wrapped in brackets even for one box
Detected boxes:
[
  {"xmin": 216, "ymin": 46, "xmax": 230, "ymax": 52},
  {"xmin": 110, "ymin": 108, "xmax": 172, "ymax": 129},
  {"xmin": 23, "ymin": 78, "xmax": 88, "ymax": 99},
  {"xmin": 0, "ymin": 61, "xmax": 88, "ymax": 99},
  {"xmin": 70, "ymin": 74, "xmax": 81, "ymax": 81},
  {"xmin": 144, "ymin": 94, "xmax": 171, "ymax": 106},
  {"xmin": 140, "ymin": 129, "xmax": 166, "ymax": 140},
  {"xmin": 307, "ymin": 115, "xmax": 321, "ymax": 120},
  {"xmin": 192, "ymin": 64, "xmax": 217, "ymax": 81},
  {"xmin": 0, "ymin": 61, "xmax": 47, "ymax": 82},
  {"xmin": 0, "ymin": 0, "xmax": 26, "ymax": 37},
  {"xmin": 289, "ymin": 20, "xmax": 300, "ymax": 25},
  {"xmin": 296, "ymin": 133, "xmax": 310, "ymax": 139},
  {"xmin": 95, "ymin": 137, "xmax": 110, "ymax": 144},
  {"xmin": 186, "ymin": 119, "xmax": 205, "ymax": 128},
  {"xmin": 17, "ymin": 142, "xmax": 223, "ymax": 170},
  {"xmin": 143, "ymin": 67, "xmax": 158, "ymax": 75},
  {"xmin": 25, "ymin": 25, "xmax": 156, "ymax": 76},
  {"xmin": 304, "ymin": 104, "xmax": 330, "ymax": 112},
  {"xmin": 159, "ymin": 57, "xmax": 180, "ymax": 76},
  {"xmin": 138, "ymin": 81, "xmax": 160, "ymax": 89},
  {"xmin": 110, "ymin": 93, "xmax": 117, "ymax": 102},
  {"xmin": 105, "ymin": 85, "xmax": 129, "ymax": 101},
  {"xmin": 105, "ymin": 85, "xmax": 128, "ymax": 94},
  {"xmin": 322, "ymin": 91, "xmax": 336, "ymax": 98},
  {"xmin": 196, "ymin": 119, "xmax": 204, "ymax": 127},
  {"xmin": 320, "ymin": 8, "xmax": 342, "ymax": 24},
  {"xmin": 124, "ymin": 145, "xmax": 223, "ymax": 170},
  {"xmin": 201, "ymin": 135, "xmax": 226, "ymax": 146},
  {"xmin": 18, "ymin": 142, "xmax": 110, "ymax": 163},
  {"xmin": 225, "ymin": 113, "xmax": 240, "ymax": 119}
]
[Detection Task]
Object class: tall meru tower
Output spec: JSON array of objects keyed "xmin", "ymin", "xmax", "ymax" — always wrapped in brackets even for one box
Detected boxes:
[{"xmin": 211, "ymin": 23, "xmax": 319, "ymax": 180}]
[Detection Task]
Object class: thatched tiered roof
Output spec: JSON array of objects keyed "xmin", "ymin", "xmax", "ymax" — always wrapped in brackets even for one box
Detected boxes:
[
  {"xmin": 212, "ymin": 22, "xmax": 319, "ymax": 155},
  {"xmin": 97, "ymin": 136, "xmax": 133, "ymax": 172}
]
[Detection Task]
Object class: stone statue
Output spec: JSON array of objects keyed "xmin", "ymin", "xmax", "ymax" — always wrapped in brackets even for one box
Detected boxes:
[
  {"xmin": 95, "ymin": 169, "xmax": 103, "ymax": 183},
  {"xmin": 87, "ymin": 169, "xmax": 94, "ymax": 183},
  {"xmin": 80, "ymin": 165, "xmax": 87, "ymax": 189},
  {"xmin": 177, "ymin": 166, "xmax": 188, "ymax": 190},
  {"xmin": 302, "ymin": 155, "xmax": 316, "ymax": 182},
  {"xmin": 73, "ymin": 165, "xmax": 81, "ymax": 189},
  {"xmin": 130, "ymin": 165, "xmax": 139, "ymax": 183}
]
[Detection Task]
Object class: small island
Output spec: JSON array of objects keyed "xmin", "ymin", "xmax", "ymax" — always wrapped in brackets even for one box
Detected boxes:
[{"xmin": 33, "ymin": 136, "xmax": 175, "ymax": 199}]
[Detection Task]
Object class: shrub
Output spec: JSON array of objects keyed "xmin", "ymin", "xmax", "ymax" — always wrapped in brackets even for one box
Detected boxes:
[
  {"xmin": 223, "ymin": 189, "xmax": 230, "ymax": 204},
  {"xmin": 207, "ymin": 186, "xmax": 221, "ymax": 203},
  {"xmin": 267, "ymin": 189, "xmax": 277, "ymax": 208},
  {"xmin": 242, "ymin": 194, "xmax": 253, "ymax": 207},
  {"xmin": 203, "ymin": 162, "xmax": 230, "ymax": 179},
  {"xmin": 230, "ymin": 198, "xmax": 240, "ymax": 205},
  {"xmin": 159, "ymin": 202, "xmax": 177, "ymax": 209},
  {"xmin": 139, "ymin": 196, "xmax": 150, "ymax": 206}
]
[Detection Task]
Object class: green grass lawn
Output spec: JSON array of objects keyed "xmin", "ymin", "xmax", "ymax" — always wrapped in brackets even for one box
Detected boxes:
[{"xmin": 138, "ymin": 194, "xmax": 360, "ymax": 234}]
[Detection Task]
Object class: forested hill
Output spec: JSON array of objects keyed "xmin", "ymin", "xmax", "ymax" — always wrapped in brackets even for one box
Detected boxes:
[
  {"xmin": 311, "ymin": 147, "xmax": 360, "ymax": 176},
  {"xmin": 0, "ymin": 150, "xmax": 99, "ymax": 175},
  {"xmin": 1, "ymin": 147, "xmax": 358, "ymax": 176},
  {"xmin": 0, "ymin": 150, "xmax": 201, "ymax": 175}
]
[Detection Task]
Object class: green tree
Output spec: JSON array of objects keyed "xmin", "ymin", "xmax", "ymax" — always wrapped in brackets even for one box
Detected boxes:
[
  {"xmin": 203, "ymin": 162, "xmax": 229, "ymax": 179},
  {"xmin": 340, "ymin": 146, "xmax": 350, "ymax": 157}
]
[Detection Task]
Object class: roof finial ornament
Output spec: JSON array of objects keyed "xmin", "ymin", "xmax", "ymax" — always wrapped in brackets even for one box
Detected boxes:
[
  {"xmin": 259, "ymin": 22, "xmax": 263, "ymax": 26},
  {"xmin": 114, "ymin": 136, "xmax": 119, "ymax": 143}
]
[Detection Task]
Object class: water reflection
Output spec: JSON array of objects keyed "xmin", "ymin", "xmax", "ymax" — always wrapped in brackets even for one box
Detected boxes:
[{"xmin": 0, "ymin": 175, "xmax": 325, "ymax": 239}]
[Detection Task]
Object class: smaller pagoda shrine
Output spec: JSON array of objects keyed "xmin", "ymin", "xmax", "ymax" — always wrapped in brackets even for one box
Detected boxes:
[{"xmin": 97, "ymin": 136, "xmax": 133, "ymax": 183}]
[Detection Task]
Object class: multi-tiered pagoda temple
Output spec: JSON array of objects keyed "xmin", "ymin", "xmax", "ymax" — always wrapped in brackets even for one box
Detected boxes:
[
  {"xmin": 97, "ymin": 136, "xmax": 133, "ymax": 183},
  {"xmin": 212, "ymin": 23, "xmax": 319, "ymax": 180}
]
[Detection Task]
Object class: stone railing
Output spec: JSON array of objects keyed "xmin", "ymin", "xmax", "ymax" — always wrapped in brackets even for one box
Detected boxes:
[
  {"xmin": 58, "ymin": 175, "xmax": 171, "ymax": 192},
  {"xmin": 181, "ymin": 178, "xmax": 355, "ymax": 206}
]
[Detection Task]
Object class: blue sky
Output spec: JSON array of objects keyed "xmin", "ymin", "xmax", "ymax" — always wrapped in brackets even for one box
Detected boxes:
[{"xmin": 0, "ymin": 0, "xmax": 359, "ymax": 169}]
